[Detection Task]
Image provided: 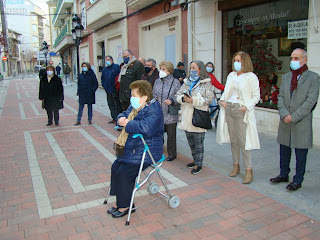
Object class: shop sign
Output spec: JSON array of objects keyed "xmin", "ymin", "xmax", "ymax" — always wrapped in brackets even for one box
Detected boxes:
[
  {"xmin": 5, "ymin": 8, "xmax": 27, "ymax": 15},
  {"xmin": 288, "ymin": 20, "xmax": 308, "ymax": 39}
]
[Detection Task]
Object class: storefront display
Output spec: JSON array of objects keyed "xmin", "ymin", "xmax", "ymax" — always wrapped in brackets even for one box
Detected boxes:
[{"xmin": 222, "ymin": 0, "xmax": 309, "ymax": 109}]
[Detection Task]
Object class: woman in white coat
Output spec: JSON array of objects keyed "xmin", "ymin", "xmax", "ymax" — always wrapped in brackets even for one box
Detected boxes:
[{"xmin": 216, "ymin": 51, "xmax": 260, "ymax": 184}]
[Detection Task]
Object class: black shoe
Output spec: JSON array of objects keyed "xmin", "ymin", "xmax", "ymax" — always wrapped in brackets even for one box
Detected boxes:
[
  {"xmin": 74, "ymin": 121, "xmax": 81, "ymax": 126},
  {"xmin": 191, "ymin": 166, "xmax": 202, "ymax": 175},
  {"xmin": 107, "ymin": 206, "xmax": 119, "ymax": 214},
  {"xmin": 46, "ymin": 123, "xmax": 52, "ymax": 126},
  {"xmin": 187, "ymin": 162, "xmax": 195, "ymax": 169},
  {"xmin": 88, "ymin": 120, "xmax": 92, "ymax": 125},
  {"xmin": 286, "ymin": 182, "xmax": 301, "ymax": 191},
  {"xmin": 108, "ymin": 120, "xmax": 116, "ymax": 124},
  {"xmin": 270, "ymin": 175, "xmax": 289, "ymax": 183},
  {"xmin": 112, "ymin": 205, "xmax": 135, "ymax": 218},
  {"xmin": 55, "ymin": 122, "xmax": 59, "ymax": 126},
  {"xmin": 166, "ymin": 156, "xmax": 176, "ymax": 161}
]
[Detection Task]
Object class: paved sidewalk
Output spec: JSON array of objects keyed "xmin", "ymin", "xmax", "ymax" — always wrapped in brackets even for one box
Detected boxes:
[{"xmin": 0, "ymin": 77, "xmax": 319, "ymax": 240}]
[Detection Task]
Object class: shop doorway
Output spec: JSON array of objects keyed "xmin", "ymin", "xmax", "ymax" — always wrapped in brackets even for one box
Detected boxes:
[{"xmin": 222, "ymin": 0, "xmax": 309, "ymax": 109}]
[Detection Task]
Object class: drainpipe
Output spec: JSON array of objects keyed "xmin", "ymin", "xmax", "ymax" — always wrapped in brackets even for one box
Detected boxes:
[{"xmin": 187, "ymin": 2, "xmax": 194, "ymax": 66}]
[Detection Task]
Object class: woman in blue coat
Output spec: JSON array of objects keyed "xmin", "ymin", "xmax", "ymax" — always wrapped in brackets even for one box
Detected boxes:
[
  {"xmin": 108, "ymin": 80, "xmax": 164, "ymax": 218},
  {"xmin": 75, "ymin": 62, "xmax": 98, "ymax": 125}
]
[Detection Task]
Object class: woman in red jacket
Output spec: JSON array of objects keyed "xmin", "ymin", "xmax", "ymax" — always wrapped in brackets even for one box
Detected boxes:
[{"xmin": 205, "ymin": 62, "xmax": 225, "ymax": 91}]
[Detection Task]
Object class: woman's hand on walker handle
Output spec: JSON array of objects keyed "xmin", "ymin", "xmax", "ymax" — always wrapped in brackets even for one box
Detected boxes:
[{"xmin": 118, "ymin": 117, "xmax": 127, "ymax": 126}]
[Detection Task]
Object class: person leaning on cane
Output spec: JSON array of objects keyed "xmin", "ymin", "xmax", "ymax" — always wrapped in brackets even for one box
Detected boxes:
[{"xmin": 107, "ymin": 80, "xmax": 164, "ymax": 218}]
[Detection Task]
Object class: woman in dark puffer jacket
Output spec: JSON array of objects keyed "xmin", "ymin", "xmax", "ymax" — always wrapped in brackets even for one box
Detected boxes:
[{"xmin": 108, "ymin": 80, "xmax": 164, "ymax": 218}]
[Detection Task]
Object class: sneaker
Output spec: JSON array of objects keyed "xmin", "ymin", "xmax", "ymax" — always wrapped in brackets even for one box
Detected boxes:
[
  {"xmin": 74, "ymin": 121, "xmax": 81, "ymax": 126},
  {"xmin": 117, "ymin": 126, "xmax": 123, "ymax": 131},
  {"xmin": 187, "ymin": 162, "xmax": 195, "ymax": 169},
  {"xmin": 191, "ymin": 166, "xmax": 202, "ymax": 175},
  {"xmin": 88, "ymin": 120, "xmax": 92, "ymax": 125},
  {"xmin": 108, "ymin": 120, "xmax": 116, "ymax": 124}
]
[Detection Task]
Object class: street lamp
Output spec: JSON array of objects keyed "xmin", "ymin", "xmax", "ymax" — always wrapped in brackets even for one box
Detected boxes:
[
  {"xmin": 42, "ymin": 41, "xmax": 49, "ymax": 66},
  {"xmin": 72, "ymin": 14, "xmax": 84, "ymax": 78}
]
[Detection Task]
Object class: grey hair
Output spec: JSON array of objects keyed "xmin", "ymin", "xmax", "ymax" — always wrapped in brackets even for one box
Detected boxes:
[
  {"xmin": 189, "ymin": 60, "xmax": 209, "ymax": 80},
  {"xmin": 146, "ymin": 58, "xmax": 156, "ymax": 67},
  {"xmin": 293, "ymin": 48, "xmax": 307, "ymax": 58},
  {"xmin": 123, "ymin": 49, "xmax": 133, "ymax": 55}
]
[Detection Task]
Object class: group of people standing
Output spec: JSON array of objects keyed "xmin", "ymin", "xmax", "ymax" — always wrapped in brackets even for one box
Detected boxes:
[{"xmin": 39, "ymin": 47, "xmax": 319, "ymax": 204}]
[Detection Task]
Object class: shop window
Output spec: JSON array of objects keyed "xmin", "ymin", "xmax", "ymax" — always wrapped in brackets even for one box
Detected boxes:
[{"xmin": 223, "ymin": 0, "xmax": 309, "ymax": 109}]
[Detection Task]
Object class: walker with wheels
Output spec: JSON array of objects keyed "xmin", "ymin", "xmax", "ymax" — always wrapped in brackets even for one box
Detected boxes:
[{"xmin": 104, "ymin": 133, "xmax": 180, "ymax": 225}]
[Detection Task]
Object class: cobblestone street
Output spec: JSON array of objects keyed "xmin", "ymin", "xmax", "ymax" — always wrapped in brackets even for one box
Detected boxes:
[{"xmin": 0, "ymin": 77, "xmax": 320, "ymax": 240}]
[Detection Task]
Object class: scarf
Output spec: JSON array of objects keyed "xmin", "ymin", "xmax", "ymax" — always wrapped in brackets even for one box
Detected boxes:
[
  {"xmin": 291, "ymin": 64, "xmax": 308, "ymax": 92},
  {"xmin": 188, "ymin": 78, "xmax": 200, "ymax": 95},
  {"xmin": 115, "ymin": 103, "xmax": 146, "ymax": 147},
  {"xmin": 118, "ymin": 56, "xmax": 137, "ymax": 83},
  {"xmin": 47, "ymin": 75, "xmax": 54, "ymax": 83}
]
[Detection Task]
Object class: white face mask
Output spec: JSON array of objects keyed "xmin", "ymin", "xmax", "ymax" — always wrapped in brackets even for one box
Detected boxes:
[
  {"xmin": 47, "ymin": 71, "xmax": 54, "ymax": 76},
  {"xmin": 159, "ymin": 70, "xmax": 168, "ymax": 79}
]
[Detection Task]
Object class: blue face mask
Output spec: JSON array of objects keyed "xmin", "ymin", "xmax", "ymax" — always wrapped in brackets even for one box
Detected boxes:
[
  {"xmin": 189, "ymin": 70, "xmax": 199, "ymax": 81},
  {"xmin": 290, "ymin": 61, "xmax": 301, "ymax": 70},
  {"xmin": 234, "ymin": 62, "xmax": 241, "ymax": 72},
  {"xmin": 123, "ymin": 57, "xmax": 130, "ymax": 64},
  {"xmin": 130, "ymin": 97, "xmax": 141, "ymax": 109},
  {"xmin": 206, "ymin": 67, "xmax": 213, "ymax": 73},
  {"xmin": 106, "ymin": 61, "xmax": 111, "ymax": 66},
  {"xmin": 82, "ymin": 67, "xmax": 88, "ymax": 72}
]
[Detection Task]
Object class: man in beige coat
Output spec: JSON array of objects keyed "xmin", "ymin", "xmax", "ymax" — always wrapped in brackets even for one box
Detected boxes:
[{"xmin": 270, "ymin": 48, "xmax": 319, "ymax": 191}]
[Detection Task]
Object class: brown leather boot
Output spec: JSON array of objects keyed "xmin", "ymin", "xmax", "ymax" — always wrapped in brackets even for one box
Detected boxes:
[
  {"xmin": 242, "ymin": 169, "xmax": 253, "ymax": 184},
  {"xmin": 229, "ymin": 164, "xmax": 240, "ymax": 177},
  {"xmin": 74, "ymin": 121, "xmax": 81, "ymax": 126}
]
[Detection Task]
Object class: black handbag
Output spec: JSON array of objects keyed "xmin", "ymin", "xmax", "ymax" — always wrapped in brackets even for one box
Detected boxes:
[
  {"xmin": 192, "ymin": 108, "xmax": 212, "ymax": 129},
  {"xmin": 166, "ymin": 79, "xmax": 180, "ymax": 115},
  {"xmin": 168, "ymin": 104, "xmax": 180, "ymax": 115}
]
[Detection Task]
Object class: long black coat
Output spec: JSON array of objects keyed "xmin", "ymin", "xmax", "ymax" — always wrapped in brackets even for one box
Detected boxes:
[
  {"xmin": 39, "ymin": 74, "xmax": 64, "ymax": 111},
  {"xmin": 119, "ymin": 60, "xmax": 145, "ymax": 102},
  {"xmin": 77, "ymin": 69, "xmax": 98, "ymax": 105}
]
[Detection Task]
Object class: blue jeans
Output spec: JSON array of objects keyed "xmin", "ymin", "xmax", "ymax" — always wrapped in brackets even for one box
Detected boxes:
[
  {"xmin": 77, "ymin": 104, "xmax": 92, "ymax": 122},
  {"xmin": 280, "ymin": 144, "xmax": 308, "ymax": 184}
]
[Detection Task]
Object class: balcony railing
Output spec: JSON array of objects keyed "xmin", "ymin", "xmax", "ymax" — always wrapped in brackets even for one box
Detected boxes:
[
  {"xmin": 53, "ymin": 24, "xmax": 70, "ymax": 48},
  {"xmin": 52, "ymin": 0, "xmax": 74, "ymax": 27},
  {"xmin": 87, "ymin": 0, "xmax": 123, "ymax": 30},
  {"xmin": 126, "ymin": 0, "xmax": 159, "ymax": 10}
]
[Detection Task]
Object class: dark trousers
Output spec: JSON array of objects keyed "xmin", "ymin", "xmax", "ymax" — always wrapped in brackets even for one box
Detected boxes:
[
  {"xmin": 110, "ymin": 160, "xmax": 149, "ymax": 208},
  {"xmin": 280, "ymin": 144, "xmax": 308, "ymax": 184},
  {"xmin": 77, "ymin": 104, "xmax": 92, "ymax": 122},
  {"xmin": 47, "ymin": 110, "xmax": 59, "ymax": 124},
  {"xmin": 165, "ymin": 123, "xmax": 177, "ymax": 157},
  {"xmin": 106, "ymin": 92, "xmax": 122, "ymax": 120},
  {"xmin": 121, "ymin": 100, "xmax": 130, "ymax": 111}
]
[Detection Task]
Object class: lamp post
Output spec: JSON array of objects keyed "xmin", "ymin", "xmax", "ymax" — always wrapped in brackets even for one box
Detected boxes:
[
  {"xmin": 42, "ymin": 41, "xmax": 48, "ymax": 66},
  {"xmin": 71, "ymin": 14, "xmax": 84, "ymax": 79}
]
